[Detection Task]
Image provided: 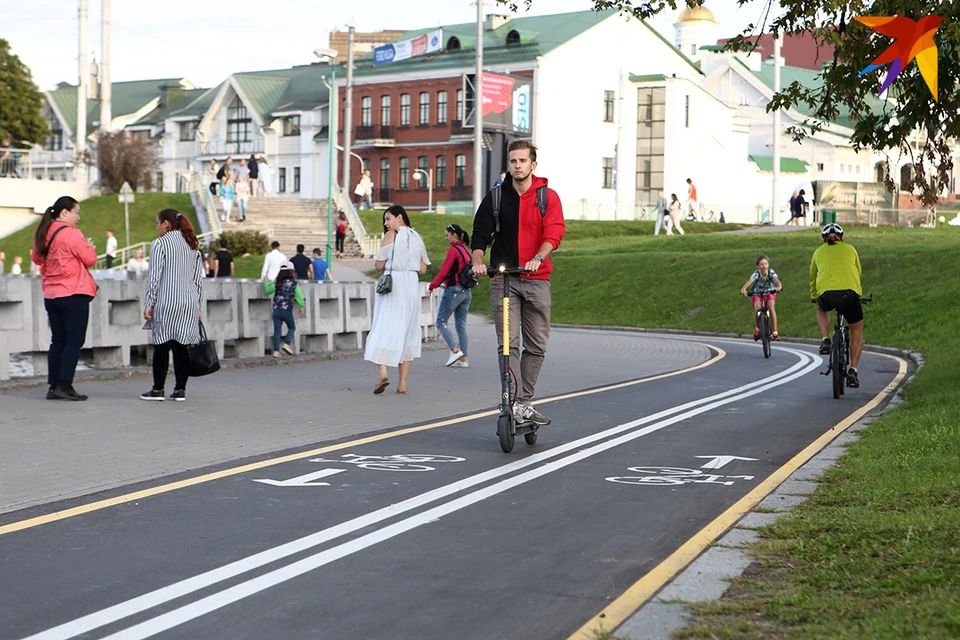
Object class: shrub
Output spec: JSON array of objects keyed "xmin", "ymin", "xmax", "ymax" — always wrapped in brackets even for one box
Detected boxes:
[{"xmin": 217, "ymin": 230, "xmax": 269, "ymax": 256}]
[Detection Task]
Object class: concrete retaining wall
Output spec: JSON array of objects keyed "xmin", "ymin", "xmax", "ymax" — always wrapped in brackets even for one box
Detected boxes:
[{"xmin": 0, "ymin": 276, "xmax": 439, "ymax": 380}]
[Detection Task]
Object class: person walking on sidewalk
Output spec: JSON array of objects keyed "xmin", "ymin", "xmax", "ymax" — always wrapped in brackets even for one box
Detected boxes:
[
  {"xmin": 105, "ymin": 230, "xmax": 118, "ymax": 268},
  {"xmin": 470, "ymin": 140, "xmax": 565, "ymax": 426},
  {"xmin": 428, "ymin": 223, "xmax": 472, "ymax": 368},
  {"xmin": 264, "ymin": 261, "xmax": 305, "ymax": 358},
  {"xmin": 364, "ymin": 206, "xmax": 430, "ymax": 395},
  {"xmin": 666, "ymin": 193, "xmax": 684, "ymax": 235},
  {"xmin": 30, "ymin": 195, "xmax": 97, "ymax": 401},
  {"xmin": 141, "ymin": 209, "xmax": 204, "ymax": 402}
]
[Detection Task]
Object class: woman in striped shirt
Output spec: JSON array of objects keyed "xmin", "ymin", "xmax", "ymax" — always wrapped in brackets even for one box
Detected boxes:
[{"xmin": 141, "ymin": 209, "xmax": 204, "ymax": 402}]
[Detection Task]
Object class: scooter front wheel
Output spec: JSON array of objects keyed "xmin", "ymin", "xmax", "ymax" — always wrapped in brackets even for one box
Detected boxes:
[{"xmin": 498, "ymin": 414, "xmax": 515, "ymax": 453}]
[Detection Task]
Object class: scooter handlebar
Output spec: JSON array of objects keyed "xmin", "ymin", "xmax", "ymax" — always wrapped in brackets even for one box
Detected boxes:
[{"xmin": 486, "ymin": 266, "xmax": 530, "ymax": 277}]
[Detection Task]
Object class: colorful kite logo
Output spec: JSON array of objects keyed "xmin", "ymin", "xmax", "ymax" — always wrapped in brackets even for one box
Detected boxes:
[{"xmin": 855, "ymin": 15, "xmax": 943, "ymax": 101}]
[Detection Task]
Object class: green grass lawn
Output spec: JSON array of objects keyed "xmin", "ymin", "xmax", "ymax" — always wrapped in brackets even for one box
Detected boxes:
[{"xmin": 0, "ymin": 193, "xmax": 200, "ymax": 267}]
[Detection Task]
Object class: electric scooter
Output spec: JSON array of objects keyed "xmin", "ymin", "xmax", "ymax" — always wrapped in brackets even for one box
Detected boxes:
[{"xmin": 487, "ymin": 265, "xmax": 539, "ymax": 453}]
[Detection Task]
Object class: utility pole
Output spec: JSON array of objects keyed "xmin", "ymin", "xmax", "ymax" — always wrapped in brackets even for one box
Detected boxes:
[
  {"xmin": 76, "ymin": 0, "xmax": 89, "ymax": 182},
  {"xmin": 100, "ymin": 0, "xmax": 111, "ymax": 131},
  {"xmin": 771, "ymin": 33, "xmax": 782, "ymax": 225},
  {"xmin": 473, "ymin": 0, "xmax": 484, "ymax": 213},
  {"xmin": 342, "ymin": 25, "xmax": 355, "ymax": 196}
]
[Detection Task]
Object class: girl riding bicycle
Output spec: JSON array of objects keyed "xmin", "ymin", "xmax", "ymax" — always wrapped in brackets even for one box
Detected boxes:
[{"xmin": 740, "ymin": 254, "xmax": 783, "ymax": 340}]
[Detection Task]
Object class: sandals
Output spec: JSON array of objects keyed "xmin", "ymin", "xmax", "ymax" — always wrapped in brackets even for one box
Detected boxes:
[
  {"xmin": 373, "ymin": 378, "xmax": 390, "ymax": 394},
  {"xmin": 396, "ymin": 388, "xmax": 408, "ymax": 395}
]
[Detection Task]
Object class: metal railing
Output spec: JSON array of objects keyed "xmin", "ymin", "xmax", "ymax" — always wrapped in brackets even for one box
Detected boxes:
[
  {"xmin": 0, "ymin": 146, "xmax": 74, "ymax": 180},
  {"xmin": 94, "ymin": 231, "xmax": 218, "ymax": 270}
]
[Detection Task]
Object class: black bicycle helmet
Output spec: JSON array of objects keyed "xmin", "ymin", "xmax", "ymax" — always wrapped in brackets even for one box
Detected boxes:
[{"xmin": 821, "ymin": 223, "xmax": 843, "ymax": 237}]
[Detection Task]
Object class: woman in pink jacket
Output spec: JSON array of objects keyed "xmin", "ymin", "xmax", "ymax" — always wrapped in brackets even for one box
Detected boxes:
[{"xmin": 30, "ymin": 196, "xmax": 98, "ymax": 401}]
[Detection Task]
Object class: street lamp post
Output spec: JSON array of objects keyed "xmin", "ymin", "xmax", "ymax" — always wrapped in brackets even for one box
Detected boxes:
[
  {"xmin": 314, "ymin": 47, "xmax": 338, "ymax": 264},
  {"xmin": 412, "ymin": 169, "xmax": 433, "ymax": 212},
  {"xmin": 118, "ymin": 181, "xmax": 134, "ymax": 248}
]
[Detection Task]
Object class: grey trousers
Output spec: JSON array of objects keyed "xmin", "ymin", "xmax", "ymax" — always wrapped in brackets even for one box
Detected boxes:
[{"xmin": 490, "ymin": 277, "xmax": 551, "ymax": 401}]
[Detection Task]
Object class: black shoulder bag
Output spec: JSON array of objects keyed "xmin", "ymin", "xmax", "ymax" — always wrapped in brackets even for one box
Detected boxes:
[
  {"xmin": 376, "ymin": 234, "xmax": 397, "ymax": 294},
  {"xmin": 187, "ymin": 321, "xmax": 221, "ymax": 377}
]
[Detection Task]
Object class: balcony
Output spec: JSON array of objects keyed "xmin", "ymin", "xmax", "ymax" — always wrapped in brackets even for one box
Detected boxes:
[
  {"xmin": 197, "ymin": 139, "xmax": 265, "ymax": 157},
  {"xmin": 354, "ymin": 125, "xmax": 395, "ymax": 148}
]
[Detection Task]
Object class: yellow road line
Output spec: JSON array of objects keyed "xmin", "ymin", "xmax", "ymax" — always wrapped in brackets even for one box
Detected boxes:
[
  {"xmin": 0, "ymin": 345, "xmax": 724, "ymax": 538},
  {"xmin": 568, "ymin": 352, "xmax": 908, "ymax": 640}
]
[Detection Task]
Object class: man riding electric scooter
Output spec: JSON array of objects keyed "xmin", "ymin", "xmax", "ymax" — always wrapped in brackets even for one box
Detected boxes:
[{"xmin": 471, "ymin": 140, "xmax": 566, "ymax": 427}]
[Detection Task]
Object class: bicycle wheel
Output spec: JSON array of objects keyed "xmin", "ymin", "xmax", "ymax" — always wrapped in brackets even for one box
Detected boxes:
[
  {"xmin": 831, "ymin": 332, "xmax": 843, "ymax": 399},
  {"xmin": 498, "ymin": 414, "xmax": 515, "ymax": 453},
  {"xmin": 840, "ymin": 330, "xmax": 850, "ymax": 396},
  {"xmin": 760, "ymin": 312, "xmax": 771, "ymax": 359}
]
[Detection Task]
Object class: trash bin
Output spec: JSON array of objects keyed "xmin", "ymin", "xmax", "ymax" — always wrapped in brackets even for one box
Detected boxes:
[{"xmin": 821, "ymin": 209, "xmax": 837, "ymax": 225}]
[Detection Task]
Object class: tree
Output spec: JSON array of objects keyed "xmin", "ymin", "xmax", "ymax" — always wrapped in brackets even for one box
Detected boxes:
[
  {"xmin": 0, "ymin": 38, "xmax": 50, "ymax": 146},
  {"xmin": 500, "ymin": 0, "xmax": 959, "ymax": 204},
  {"xmin": 94, "ymin": 131, "xmax": 161, "ymax": 193}
]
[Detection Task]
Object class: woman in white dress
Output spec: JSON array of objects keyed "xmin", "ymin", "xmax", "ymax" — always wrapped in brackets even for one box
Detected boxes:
[{"xmin": 364, "ymin": 206, "xmax": 430, "ymax": 394}]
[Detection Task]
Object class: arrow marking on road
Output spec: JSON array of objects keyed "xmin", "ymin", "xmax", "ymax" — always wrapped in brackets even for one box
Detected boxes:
[
  {"xmin": 253, "ymin": 468, "xmax": 345, "ymax": 487},
  {"xmin": 695, "ymin": 455, "xmax": 758, "ymax": 470}
]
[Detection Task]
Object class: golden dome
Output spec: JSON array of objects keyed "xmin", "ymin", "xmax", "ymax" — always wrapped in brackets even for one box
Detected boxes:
[{"xmin": 675, "ymin": 5, "xmax": 718, "ymax": 24}]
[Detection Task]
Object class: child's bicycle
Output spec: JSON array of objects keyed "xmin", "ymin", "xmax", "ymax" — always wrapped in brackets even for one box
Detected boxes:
[
  {"xmin": 487, "ymin": 265, "xmax": 539, "ymax": 453},
  {"xmin": 818, "ymin": 294, "xmax": 871, "ymax": 399},
  {"xmin": 743, "ymin": 290, "xmax": 778, "ymax": 359}
]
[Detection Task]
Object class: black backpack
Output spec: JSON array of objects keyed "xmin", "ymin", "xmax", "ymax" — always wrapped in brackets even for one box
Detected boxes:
[{"xmin": 489, "ymin": 183, "xmax": 549, "ymax": 235}]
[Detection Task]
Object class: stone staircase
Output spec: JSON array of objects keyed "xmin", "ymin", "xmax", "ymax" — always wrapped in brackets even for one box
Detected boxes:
[{"xmin": 219, "ymin": 197, "xmax": 364, "ymax": 258}]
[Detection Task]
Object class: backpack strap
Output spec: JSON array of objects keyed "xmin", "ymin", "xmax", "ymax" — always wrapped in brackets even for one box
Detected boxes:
[
  {"xmin": 44, "ymin": 225, "xmax": 69, "ymax": 260},
  {"xmin": 491, "ymin": 184, "xmax": 502, "ymax": 236},
  {"xmin": 536, "ymin": 185, "xmax": 548, "ymax": 217}
]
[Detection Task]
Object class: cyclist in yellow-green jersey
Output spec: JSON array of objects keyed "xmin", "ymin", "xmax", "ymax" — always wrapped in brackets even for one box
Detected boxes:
[{"xmin": 810, "ymin": 223, "xmax": 863, "ymax": 387}]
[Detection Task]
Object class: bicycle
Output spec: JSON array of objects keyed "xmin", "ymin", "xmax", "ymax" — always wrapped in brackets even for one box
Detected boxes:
[
  {"xmin": 817, "ymin": 294, "xmax": 871, "ymax": 399},
  {"xmin": 743, "ymin": 289, "xmax": 779, "ymax": 359},
  {"xmin": 487, "ymin": 265, "xmax": 539, "ymax": 453}
]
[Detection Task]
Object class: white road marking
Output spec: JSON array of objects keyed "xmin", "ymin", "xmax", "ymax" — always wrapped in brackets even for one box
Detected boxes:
[
  {"xmin": 252, "ymin": 468, "xmax": 346, "ymax": 487},
  {"xmin": 695, "ymin": 455, "xmax": 758, "ymax": 470},
  {"xmin": 25, "ymin": 347, "xmax": 818, "ymax": 640}
]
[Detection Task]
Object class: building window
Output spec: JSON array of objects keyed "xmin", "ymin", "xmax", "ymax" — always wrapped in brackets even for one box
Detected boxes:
[
  {"xmin": 690, "ymin": 43, "xmax": 696, "ymax": 55},
  {"xmin": 437, "ymin": 91, "xmax": 448, "ymax": 124},
  {"xmin": 456, "ymin": 89, "xmax": 464, "ymax": 122},
  {"xmin": 447, "ymin": 36, "xmax": 461, "ymax": 51},
  {"xmin": 635, "ymin": 86, "xmax": 666, "ymax": 205},
  {"xmin": 227, "ymin": 95, "xmax": 251, "ymax": 143},
  {"xmin": 817, "ymin": 162, "xmax": 824, "ymax": 171},
  {"xmin": 380, "ymin": 95, "xmax": 391, "ymax": 126},
  {"xmin": 455, "ymin": 154, "xmax": 466, "ymax": 187},
  {"xmin": 435, "ymin": 156, "xmax": 447, "ymax": 188},
  {"xmin": 603, "ymin": 90, "xmax": 615, "ymax": 123},
  {"xmin": 840, "ymin": 164, "xmax": 844, "ymax": 173},
  {"xmin": 399, "ymin": 156, "xmax": 410, "ymax": 189},
  {"xmin": 602, "ymin": 157, "xmax": 614, "ymax": 189},
  {"xmin": 399, "ymin": 94, "xmax": 411, "ymax": 126},
  {"xmin": 278, "ymin": 167, "xmax": 287, "ymax": 193},
  {"xmin": 380, "ymin": 157, "xmax": 390, "ymax": 192},
  {"xmin": 362, "ymin": 157, "xmax": 370, "ymax": 172},
  {"xmin": 417, "ymin": 156, "xmax": 428, "ymax": 188},
  {"xmin": 419, "ymin": 92, "xmax": 430, "ymax": 125},
  {"xmin": 361, "ymin": 96, "xmax": 372, "ymax": 126},
  {"xmin": 178, "ymin": 120, "xmax": 197, "ymax": 141},
  {"xmin": 684, "ymin": 95, "xmax": 690, "ymax": 128},
  {"xmin": 47, "ymin": 125, "xmax": 63, "ymax": 151},
  {"xmin": 856, "ymin": 165, "xmax": 860, "ymax": 174},
  {"xmin": 293, "ymin": 166, "xmax": 301, "ymax": 192},
  {"xmin": 282, "ymin": 115, "xmax": 301, "ymax": 136},
  {"xmin": 506, "ymin": 30, "xmax": 521, "ymax": 46}
]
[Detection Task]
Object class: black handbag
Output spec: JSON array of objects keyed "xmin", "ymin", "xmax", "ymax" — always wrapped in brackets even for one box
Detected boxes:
[
  {"xmin": 454, "ymin": 245, "xmax": 478, "ymax": 289},
  {"xmin": 376, "ymin": 235, "xmax": 397, "ymax": 294},
  {"xmin": 187, "ymin": 321, "xmax": 221, "ymax": 377}
]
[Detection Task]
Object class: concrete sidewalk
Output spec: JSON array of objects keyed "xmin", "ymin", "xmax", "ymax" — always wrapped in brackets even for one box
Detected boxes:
[{"xmin": 0, "ymin": 317, "xmax": 712, "ymax": 515}]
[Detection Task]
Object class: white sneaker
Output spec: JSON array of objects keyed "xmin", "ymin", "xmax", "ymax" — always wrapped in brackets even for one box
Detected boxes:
[
  {"xmin": 445, "ymin": 350, "xmax": 464, "ymax": 366},
  {"xmin": 451, "ymin": 360, "xmax": 469, "ymax": 368}
]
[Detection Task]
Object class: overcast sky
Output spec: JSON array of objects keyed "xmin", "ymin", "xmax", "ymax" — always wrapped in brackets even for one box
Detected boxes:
[{"xmin": 2, "ymin": 0, "xmax": 778, "ymax": 91}]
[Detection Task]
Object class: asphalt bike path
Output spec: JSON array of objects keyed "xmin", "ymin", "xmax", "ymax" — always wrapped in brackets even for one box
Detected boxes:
[{"xmin": 0, "ymin": 334, "xmax": 904, "ymax": 640}]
